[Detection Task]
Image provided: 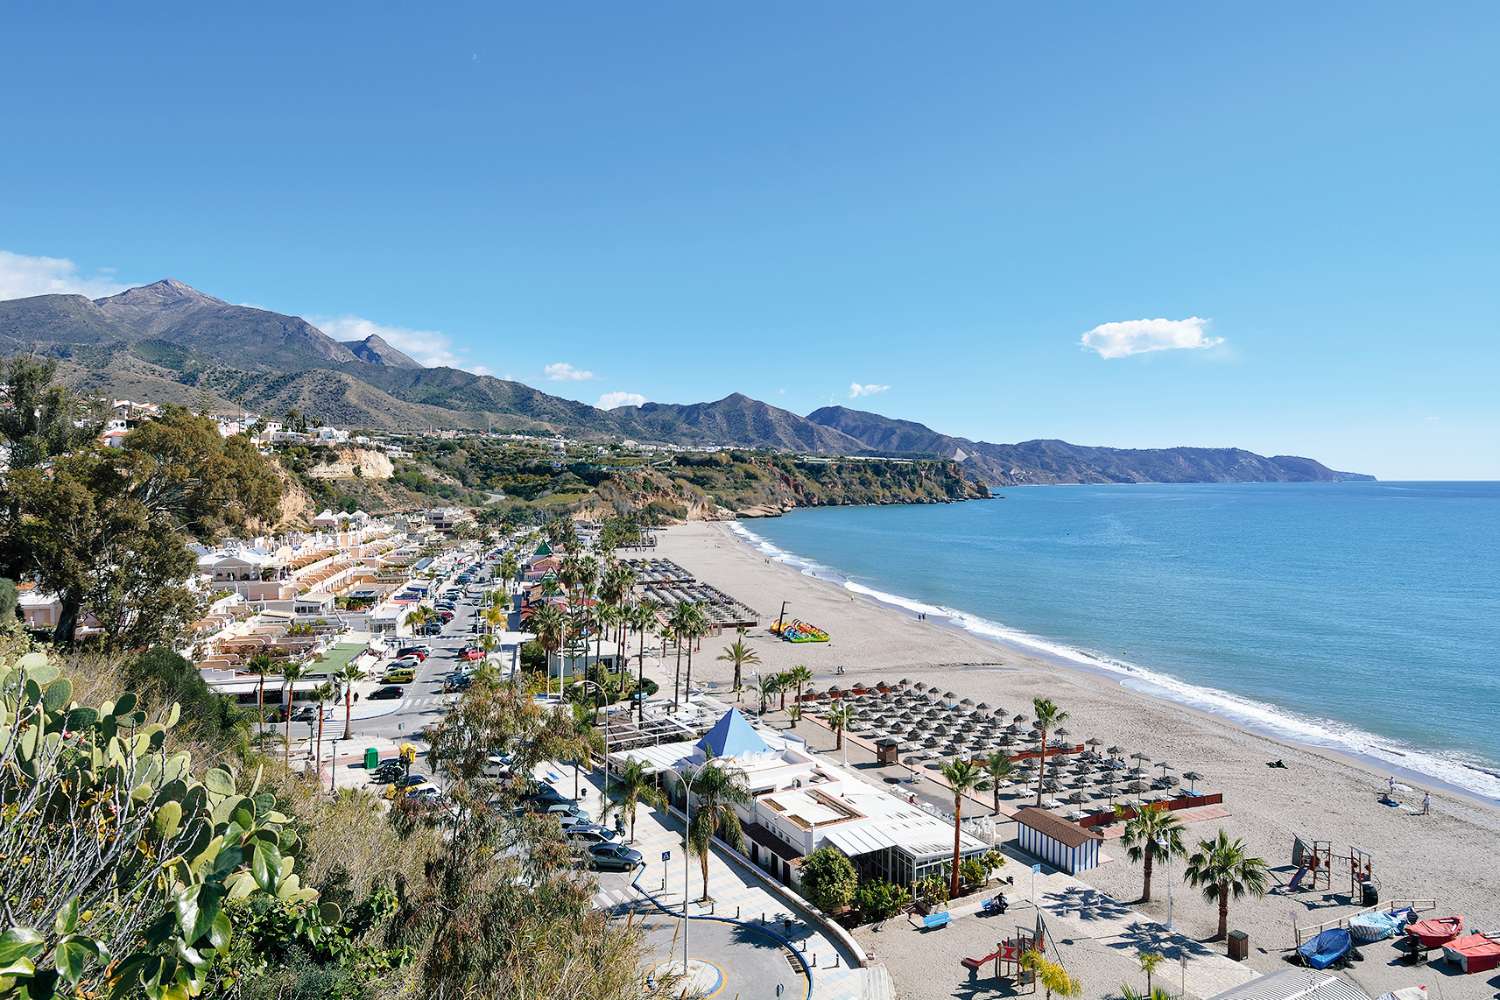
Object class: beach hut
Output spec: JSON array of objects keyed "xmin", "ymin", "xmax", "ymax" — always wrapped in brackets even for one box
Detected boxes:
[{"xmin": 1014, "ymin": 808, "xmax": 1102, "ymax": 875}]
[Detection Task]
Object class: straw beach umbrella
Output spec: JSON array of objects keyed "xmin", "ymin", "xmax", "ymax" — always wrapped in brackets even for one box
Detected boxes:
[{"xmin": 1182, "ymin": 770, "xmax": 1204, "ymax": 794}]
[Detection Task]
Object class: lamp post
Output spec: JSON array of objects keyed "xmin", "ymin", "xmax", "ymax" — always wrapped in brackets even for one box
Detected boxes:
[
  {"xmin": 573, "ymin": 678, "xmax": 611, "ymax": 806},
  {"xmin": 661, "ymin": 762, "xmax": 710, "ymax": 984}
]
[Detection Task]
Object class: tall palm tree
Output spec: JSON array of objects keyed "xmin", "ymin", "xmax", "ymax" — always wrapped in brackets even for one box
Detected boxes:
[
  {"xmin": 280, "ymin": 659, "xmax": 308, "ymax": 764},
  {"xmin": 982, "ymin": 751, "xmax": 1018, "ymax": 815},
  {"xmin": 1122, "ymin": 804, "xmax": 1187, "ymax": 903},
  {"xmin": 335, "ymin": 662, "xmax": 366, "ymax": 739},
  {"xmin": 665, "ymin": 603, "xmax": 693, "ymax": 711},
  {"xmin": 497, "ymin": 551, "xmax": 520, "ymax": 594},
  {"xmin": 629, "ymin": 600, "xmax": 659, "ymax": 720},
  {"xmin": 602, "ymin": 759, "xmax": 664, "ymax": 843},
  {"xmin": 825, "ymin": 701, "xmax": 854, "ymax": 753},
  {"xmin": 786, "ymin": 664, "xmax": 813, "ymax": 709},
  {"xmin": 407, "ymin": 603, "xmax": 433, "ymax": 632},
  {"xmin": 775, "ymin": 670, "xmax": 794, "ymax": 711},
  {"xmin": 567, "ymin": 711, "xmax": 606, "ymax": 800},
  {"xmin": 1184, "ymin": 829, "xmax": 1271, "ymax": 940},
  {"xmin": 939, "ymin": 758, "xmax": 983, "ymax": 900},
  {"xmin": 311, "ymin": 681, "xmax": 336, "ymax": 770},
  {"xmin": 524, "ymin": 602, "xmax": 566, "ymax": 697},
  {"xmin": 680, "ymin": 602, "xmax": 710, "ymax": 707},
  {"xmin": 716, "ymin": 639, "xmax": 760, "ymax": 701},
  {"xmin": 686, "ymin": 759, "xmax": 752, "ymax": 901},
  {"xmin": 246, "ymin": 652, "xmax": 277, "ymax": 739},
  {"xmin": 1031, "ymin": 697, "xmax": 1070, "ymax": 807}
]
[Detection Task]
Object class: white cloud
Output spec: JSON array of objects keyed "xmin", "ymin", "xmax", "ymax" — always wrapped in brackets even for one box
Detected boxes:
[
  {"xmin": 0, "ymin": 249, "xmax": 132, "ymax": 300},
  {"xmin": 545, "ymin": 362, "xmax": 595, "ymax": 381},
  {"xmin": 309, "ymin": 313, "xmax": 497, "ymax": 373},
  {"xmin": 849, "ymin": 382, "xmax": 891, "ymax": 398},
  {"xmin": 596, "ymin": 391, "xmax": 647, "ymax": 410},
  {"xmin": 1080, "ymin": 316, "xmax": 1223, "ymax": 359}
]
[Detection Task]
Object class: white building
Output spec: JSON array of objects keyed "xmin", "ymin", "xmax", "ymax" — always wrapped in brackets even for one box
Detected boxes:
[{"xmin": 609, "ymin": 708, "xmax": 990, "ymax": 889}]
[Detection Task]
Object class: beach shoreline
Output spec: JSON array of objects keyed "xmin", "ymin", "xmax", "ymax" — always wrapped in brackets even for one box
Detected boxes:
[
  {"xmin": 645, "ymin": 519, "xmax": 1500, "ymax": 986},
  {"xmin": 724, "ymin": 518, "xmax": 1500, "ymax": 809}
]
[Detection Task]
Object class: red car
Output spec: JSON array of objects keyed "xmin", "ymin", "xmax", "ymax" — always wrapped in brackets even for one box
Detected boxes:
[
  {"xmin": 460, "ymin": 647, "xmax": 483, "ymax": 662},
  {"xmin": 437, "ymin": 611, "xmax": 456, "ymax": 623}
]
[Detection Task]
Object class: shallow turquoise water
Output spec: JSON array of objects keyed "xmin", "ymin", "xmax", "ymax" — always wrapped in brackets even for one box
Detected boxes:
[{"xmin": 736, "ymin": 482, "xmax": 1500, "ymax": 798}]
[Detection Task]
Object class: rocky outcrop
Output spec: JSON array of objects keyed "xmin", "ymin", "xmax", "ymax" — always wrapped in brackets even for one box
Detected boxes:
[{"xmin": 303, "ymin": 447, "xmax": 395, "ymax": 480}]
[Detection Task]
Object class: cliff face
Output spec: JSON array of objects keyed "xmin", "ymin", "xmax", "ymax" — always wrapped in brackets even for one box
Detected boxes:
[
  {"xmin": 303, "ymin": 447, "xmax": 396, "ymax": 480},
  {"xmin": 590, "ymin": 453, "xmax": 989, "ymax": 522}
]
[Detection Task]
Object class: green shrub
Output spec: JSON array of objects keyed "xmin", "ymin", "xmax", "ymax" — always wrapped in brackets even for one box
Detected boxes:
[
  {"xmin": 798, "ymin": 847, "xmax": 858, "ymax": 913},
  {"xmin": 853, "ymin": 879, "xmax": 911, "ymax": 922}
]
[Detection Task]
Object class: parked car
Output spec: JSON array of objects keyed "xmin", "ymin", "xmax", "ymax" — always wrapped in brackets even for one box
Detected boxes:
[
  {"xmin": 390, "ymin": 655, "xmax": 421, "ymax": 669},
  {"xmin": 437, "ymin": 611, "xmax": 456, "ymax": 623},
  {"xmin": 407, "ymin": 786, "xmax": 441, "ymax": 802},
  {"xmin": 587, "ymin": 843, "xmax": 644, "ymax": 872},
  {"xmin": 290, "ymin": 705, "xmax": 333, "ymax": 723},
  {"xmin": 395, "ymin": 645, "xmax": 430, "ymax": 660},
  {"xmin": 460, "ymin": 647, "xmax": 483, "ymax": 662},
  {"xmin": 369, "ymin": 685, "xmax": 404, "ymax": 700},
  {"xmin": 566, "ymin": 827, "xmax": 618, "ymax": 847},
  {"xmin": 419, "ymin": 622, "xmax": 443, "ymax": 636},
  {"xmin": 383, "ymin": 668, "xmax": 416, "ymax": 684}
]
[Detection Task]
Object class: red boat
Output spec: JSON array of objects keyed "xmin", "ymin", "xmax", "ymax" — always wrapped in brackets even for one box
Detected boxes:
[
  {"xmin": 1406, "ymin": 915, "xmax": 1464, "ymax": 948},
  {"xmin": 1442, "ymin": 933, "xmax": 1500, "ymax": 974}
]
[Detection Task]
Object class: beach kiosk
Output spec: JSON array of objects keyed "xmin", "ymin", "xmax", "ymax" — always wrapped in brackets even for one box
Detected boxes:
[{"xmin": 1014, "ymin": 808, "xmax": 1102, "ymax": 876}]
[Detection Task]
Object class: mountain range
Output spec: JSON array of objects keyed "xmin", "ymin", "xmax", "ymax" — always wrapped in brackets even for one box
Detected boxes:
[{"xmin": 0, "ymin": 279, "xmax": 1372, "ymax": 484}]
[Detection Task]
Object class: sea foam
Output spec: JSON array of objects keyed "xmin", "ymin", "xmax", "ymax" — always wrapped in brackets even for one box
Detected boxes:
[{"xmin": 726, "ymin": 520, "xmax": 1500, "ymax": 802}]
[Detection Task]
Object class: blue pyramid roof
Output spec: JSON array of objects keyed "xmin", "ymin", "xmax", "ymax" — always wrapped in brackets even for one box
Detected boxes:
[{"xmin": 696, "ymin": 708, "xmax": 770, "ymax": 759}]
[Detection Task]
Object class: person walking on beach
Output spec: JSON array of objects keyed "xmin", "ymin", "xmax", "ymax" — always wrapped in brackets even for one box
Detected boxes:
[
  {"xmin": 1387, "ymin": 775, "xmax": 1396, "ymax": 798},
  {"xmin": 1422, "ymin": 790, "xmax": 1431, "ymax": 815}
]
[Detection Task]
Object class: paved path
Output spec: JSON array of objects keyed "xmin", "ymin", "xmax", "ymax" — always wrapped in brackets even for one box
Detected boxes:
[{"xmin": 545, "ymin": 766, "xmax": 885, "ymax": 1000}]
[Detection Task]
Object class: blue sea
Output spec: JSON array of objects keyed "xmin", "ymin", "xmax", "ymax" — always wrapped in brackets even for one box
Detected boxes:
[{"xmin": 731, "ymin": 482, "xmax": 1500, "ymax": 801}]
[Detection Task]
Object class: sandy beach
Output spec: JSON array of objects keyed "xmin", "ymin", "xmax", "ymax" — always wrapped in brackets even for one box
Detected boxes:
[{"xmin": 644, "ymin": 520, "xmax": 1500, "ymax": 998}]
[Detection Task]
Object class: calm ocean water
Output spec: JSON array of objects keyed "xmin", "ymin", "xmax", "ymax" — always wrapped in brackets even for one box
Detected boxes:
[{"xmin": 733, "ymin": 482, "xmax": 1500, "ymax": 800}]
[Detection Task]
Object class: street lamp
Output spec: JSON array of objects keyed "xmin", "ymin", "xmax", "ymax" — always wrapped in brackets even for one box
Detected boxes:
[
  {"xmin": 660, "ymin": 762, "xmax": 711, "ymax": 985},
  {"xmin": 572, "ymin": 678, "xmax": 611, "ymax": 806}
]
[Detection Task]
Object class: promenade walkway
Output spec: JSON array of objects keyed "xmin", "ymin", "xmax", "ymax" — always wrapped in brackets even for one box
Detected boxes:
[{"xmin": 544, "ymin": 766, "xmax": 888, "ymax": 1000}]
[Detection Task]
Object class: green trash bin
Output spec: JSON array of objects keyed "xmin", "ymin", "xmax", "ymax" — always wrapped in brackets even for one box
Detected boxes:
[{"xmin": 364, "ymin": 747, "xmax": 379, "ymax": 770}]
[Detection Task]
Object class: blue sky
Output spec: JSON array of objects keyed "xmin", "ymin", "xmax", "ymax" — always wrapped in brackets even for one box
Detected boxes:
[{"xmin": 2, "ymin": 3, "xmax": 1496, "ymax": 479}]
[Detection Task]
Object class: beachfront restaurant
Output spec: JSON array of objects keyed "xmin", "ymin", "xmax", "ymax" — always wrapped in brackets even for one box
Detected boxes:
[{"xmin": 1014, "ymin": 807, "xmax": 1102, "ymax": 875}]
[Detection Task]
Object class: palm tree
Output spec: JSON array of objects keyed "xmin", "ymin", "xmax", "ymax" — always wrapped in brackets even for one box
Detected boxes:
[
  {"xmin": 1137, "ymin": 951, "xmax": 1165, "ymax": 994},
  {"xmin": 982, "ymin": 751, "xmax": 1018, "ymax": 814},
  {"xmin": 825, "ymin": 701, "xmax": 854, "ymax": 754},
  {"xmin": 280, "ymin": 659, "xmax": 308, "ymax": 764},
  {"xmin": 524, "ymin": 602, "xmax": 566, "ymax": 697},
  {"xmin": 1031, "ymin": 697, "xmax": 1069, "ymax": 807},
  {"xmin": 311, "ymin": 681, "xmax": 336, "ymax": 770},
  {"xmin": 1020, "ymin": 950, "xmax": 1081, "ymax": 1000},
  {"xmin": 786, "ymin": 664, "xmax": 813, "ymax": 709},
  {"xmin": 603, "ymin": 759, "xmax": 664, "ymax": 843},
  {"xmin": 775, "ymin": 670, "xmax": 793, "ymax": 711},
  {"xmin": 754, "ymin": 674, "xmax": 783, "ymax": 715},
  {"xmin": 938, "ymin": 758, "xmax": 983, "ymax": 899},
  {"xmin": 629, "ymin": 600, "xmax": 659, "ymax": 720},
  {"xmin": 686, "ymin": 759, "xmax": 752, "ymax": 901},
  {"xmin": 566, "ymin": 711, "xmax": 606, "ymax": 800},
  {"xmin": 1184, "ymin": 829, "xmax": 1271, "ymax": 940},
  {"xmin": 407, "ymin": 603, "xmax": 433, "ymax": 633},
  {"xmin": 246, "ymin": 652, "xmax": 277, "ymax": 739},
  {"xmin": 1122, "ymin": 804, "xmax": 1187, "ymax": 903},
  {"xmin": 716, "ymin": 639, "xmax": 760, "ymax": 701},
  {"xmin": 497, "ymin": 551, "xmax": 520, "ymax": 594},
  {"xmin": 335, "ymin": 662, "xmax": 366, "ymax": 739},
  {"xmin": 680, "ymin": 602, "xmax": 710, "ymax": 706},
  {"xmin": 786, "ymin": 704, "xmax": 802, "ymax": 729},
  {"xmin": 666, "ymin": 603, "xmax": 690, "ymax": 711}
]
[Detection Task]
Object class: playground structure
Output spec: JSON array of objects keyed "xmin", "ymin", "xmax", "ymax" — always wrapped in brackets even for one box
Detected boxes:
[
  {"xmin": 960, "ymin": 913, "xmax": 1058, "ymax": 992},
  {"xmin": 1289, "ymin": 835, "xmax": 1331, "ymax": 892},
  {"xmin": 1288, "ymin": 835, "xmax": 1377, "ymax": 901}
]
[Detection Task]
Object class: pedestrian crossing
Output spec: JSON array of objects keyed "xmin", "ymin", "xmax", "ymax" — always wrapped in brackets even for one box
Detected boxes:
[{"xmin": 592, "ymin": 887, "xmax": 643, "ymax": 913}]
